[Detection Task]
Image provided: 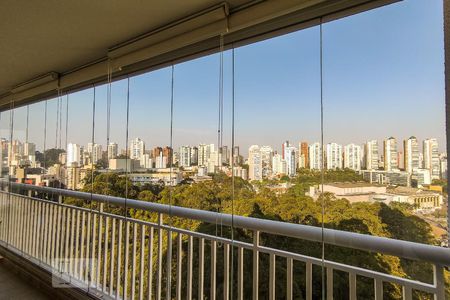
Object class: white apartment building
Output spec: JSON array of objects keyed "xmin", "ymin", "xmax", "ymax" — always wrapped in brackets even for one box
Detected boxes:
[
  {"xmin": 272, "ymin": 153, "xmax": 287, "ymax": 175},
  {"xmin": 179, "ymin": 146, "xmax": 191, "ymax": 167},
  {"xmin": 404, "ymin": 136, "xmax": 420, "ymax": 173},
  {"xmin": 344, "ymin": 143, "xmax": 361, "ymax": 171},
  {"xmin": 130, "ymin": 138, "xmax": 145, "ymax": 160},
  {"xmin": 140, "ymin": 153, "xmax": 153, "ymax": 169},
  {"xmin": 260, "ymin": 145, "xmax": 273, "ymax": 178},
  {"xmin": 326, "ymin": 143, "xmax": 343, "ymax": 170},
  {"xmin": 383, "ymin": 137, "xmax": 398, "ymax": 171},
  {"xmin": 107, "ymin": 142, "xmax": 118, "ymax": 160},
  {"xmin": 285, "ymin": 146, "xmax": 297, "ymax": 176},
  {"xmin": 67, "ymin": 143, "xmax": 81, "ymax": 166},
  {"xmin": 309, "ymin": 142, "xmax": 321, "ymax": 170},
  {"xmin": 198, "ymin": 143, "xmax": 214, "ymax": 166},
  {"xmin": 365, "ymin": 140, "xmax": 379, "ymax": 170},
  {"xmin": 248, "ymin": 145, "xmax": 262, "ymax": 181},
  {"xmin": 423, "ymin": 138, "xmax": 440, "ymax": 179}
]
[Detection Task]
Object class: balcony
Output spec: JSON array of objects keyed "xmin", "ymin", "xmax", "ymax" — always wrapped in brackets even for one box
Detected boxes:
[
  {"xmin": 0, "ymin": 181, "xmax": 448, "ymax": 299},
  {"xmin": 1, "ymin": 0, "xmax": 449, "ymax": 299}
]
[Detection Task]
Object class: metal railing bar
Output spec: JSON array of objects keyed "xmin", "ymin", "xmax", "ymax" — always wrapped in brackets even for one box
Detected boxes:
[{"xmin": 2, "ymin": 184, "xmax": 449, "ymax": 266}]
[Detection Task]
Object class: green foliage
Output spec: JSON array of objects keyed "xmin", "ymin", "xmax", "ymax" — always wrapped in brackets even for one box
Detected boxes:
[{"xmin": 35, "ymin": 148, "xmax": 65, "ymax": 167}]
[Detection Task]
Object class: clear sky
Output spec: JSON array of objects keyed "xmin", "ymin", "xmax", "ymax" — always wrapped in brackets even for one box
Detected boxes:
[{"xmin": 4, "ymin": 0, "xmax": 446, "ymax": 157}]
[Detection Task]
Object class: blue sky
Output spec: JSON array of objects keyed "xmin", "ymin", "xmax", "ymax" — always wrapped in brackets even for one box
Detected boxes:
[{"xmin": 4, "ymin": 0, "xmax": 445, "ymax": 156}]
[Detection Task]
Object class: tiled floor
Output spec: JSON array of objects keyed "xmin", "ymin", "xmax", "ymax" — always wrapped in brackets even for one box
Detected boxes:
[{"xmin": 0, "ymin": 258, "xmax": 50, "ymax": 300}]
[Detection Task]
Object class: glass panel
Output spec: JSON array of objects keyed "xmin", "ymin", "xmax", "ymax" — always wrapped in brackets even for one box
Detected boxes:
[
  {"xmin": 322, "ymin": 0, "xmax": 447, "ymax": 298},
  {"xmin": 233, "ymin": 28, "xmax": 322, "ymax": 298}
]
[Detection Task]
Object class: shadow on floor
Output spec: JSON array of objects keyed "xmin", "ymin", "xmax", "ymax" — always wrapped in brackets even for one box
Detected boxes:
[{"xmin": 0, "ymin": 256, "xmax": 51, "ymax": 300}]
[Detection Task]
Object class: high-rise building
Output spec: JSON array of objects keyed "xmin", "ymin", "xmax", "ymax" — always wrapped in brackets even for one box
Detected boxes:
[
  {"xmin": 309, "ymin": 143, "xmax": 321, "ymax": 170},
  {"xmin": 344, "ymin": 143, "xmax": 361, "ymax": 171},
  {"xmin": 66, "ymin": 163, "xmax": 80, "ymax": 190},
  {"xmin": 190, "ymin": 147, "xmax": 198, "ymax": 166},
  {"xmin": 87, "ymin": 143, "xmax": 102, "ymax": 164},
  {"xmin": 92, "ymin": 144, "xmax": 103, "ymax": 164},
  {"xmin": 233, "ymin": 146, "xmax": 241, "ymax": 165},
  {"xmin": 179, "ymin": 146, "xmax": 191, "ymax": 167},
  {"xmin": 207, "ymin": 150, "xmax": 221, "ymax": 173},
  {"xmin": 7, "ymin": 140, "xmax": 23, "ymax": 167},
  {"xmin": 130, "ymin": 138, "xmax": 145, "ymax": 160},
  {"xmin": 383, "ymin": 137, "xmax": 398, "ymax": 171},
  {"xmin": 299, "ymin": 142, "xmax": 309, "ymax": 169},
  {"xmin": 23, "ymin": 142, "xmax": 35, "ymax": 156},
  {"xmin": 198, "ymin": 144, "xmax": 214, "ymax": 166},
  {"xmin": 272, "ymin": 152, "xmax": 287, "ymax": 175},
  {"xmin": 248, "ymin": 145, "xmax": 262, "ymax": 181},
  {"xmin": 67, "ymin": 143, "xmax": 81, "ymax": 166},
  {"xmin": 423, "ymin": 138, "xmax": 440, "ymax": 179},
  {"xmin": 404, "ymin": 136, "xmax": 419, "ymax": 173},
  {"xmin": 365, "ymin": 140, "xmax": 379, "ymax": 170},
  {"xmin": 285, "ymin": 146, "xmax": 297, "ymax": 176},
  {"xmin": 153, "ymin": 147, "xmax": 162, "ymax": 159},
  {"xmin": 260, "ymin": 146, "xmax": 273, "ymax": 178},
  {"xmin": 326, "ymin": 143, "xmax": 343, "ymax": 170},
  {"xmin": 220, "ymin": 146, "xmax": 229, "ymax": 165},
  {"xmin": 155, "ymin": 152, "xmax": 167, "ymax": 169},
  {"xmin": 282, "ymin": 141, "xmax": 289, "ymax": 160},
  {"xmin": 140, "ymin": 153, "xmax": 153, "ymax": 169},
  {"xmin": 163, "ymin": 146, "xmax": 173, "ymax": 166},
  {"xmin": 107, "ymin": 143, "xmax": 118, "ymax": 160}
]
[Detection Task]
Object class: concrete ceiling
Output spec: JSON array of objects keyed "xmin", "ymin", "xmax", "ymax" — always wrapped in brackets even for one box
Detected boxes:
[{"xmin": 0, "ymin": 0, "xmax": 251, "ymax": 96}]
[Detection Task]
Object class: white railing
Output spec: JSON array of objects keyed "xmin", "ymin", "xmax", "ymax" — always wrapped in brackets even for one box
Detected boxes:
[{"xmin": 0, "ymin": 182, "xmax": 448, "ymax": 300}]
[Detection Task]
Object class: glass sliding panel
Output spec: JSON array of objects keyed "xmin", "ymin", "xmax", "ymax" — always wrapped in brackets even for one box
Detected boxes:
[
  {"xmin": 233, "ymin": 27, "xmax": 322, "ymax": 299},
  {"xmin": 9, "ymin": 105, "xmax": 27, "ymax": 188},
  {"xmin": 322, "ymin": 1, "xmax": 448, "ymax": 299},
  {"xmin": 62, "ymin": 88, "xmax": 94, "ymax": 197}
]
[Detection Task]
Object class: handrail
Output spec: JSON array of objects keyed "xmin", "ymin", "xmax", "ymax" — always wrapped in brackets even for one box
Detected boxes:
[{"xmin": 3, "ymin": 181, "xmax": 450, "ymax": 266}]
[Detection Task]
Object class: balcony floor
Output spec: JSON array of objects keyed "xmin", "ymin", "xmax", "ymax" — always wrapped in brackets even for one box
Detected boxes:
[{"xmin": 0, "ymin": 257, "xmax": 50, "ymax": 300}]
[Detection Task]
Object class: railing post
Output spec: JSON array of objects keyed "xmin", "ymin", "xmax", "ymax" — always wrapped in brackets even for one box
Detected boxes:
[
  {"xmin": 237, "ymin": 247, "xmax": 244, "ymax": 300},
  {"xmin": 96, "ymin": 203, "xmax": 104, "ymax": 288},
  {"xmin": 199, "ymin": 237, "xmax": 205, "ymax": 300},
  {"xmin": 147, "ymin": 227, "xmax": 154, "ymax": 300},
  {"xmin": 176, "ymin": 233, "xmax": 182, "ymax": 300},
  {"xmin": 402, "ymin": 286, "xmax": 412, "ymax": 300},
  {"xmin": 109, "ymin": 218, "xmax": 116, "ymax": 297},
  {"xmin": 326, "ymin": 267, "xmax": 333, "ymax": 300},
  {"xmin": 286, "ymin": 258, "xmax": 293, "ymax": 300},
  {"xmin": 253, "ymin": 230, "xmax": 259, "ymax": 300},
  {"xmin": 139, "ymin": 224, "xmax": 145, "ymax": 300},
  {"xmin": 124, "ymin": 221, "xmax": 130, "ymax": 300},
  {"xmin": 374, "ymin": 279, "xmax": 383, "ymax": 300},
  {"xmin": 224, "ymin": 243, "xmax": 230, "ymax": 300},
  {"xmin": 102, "ymin": 215, "xmax": 110, "ymax": 293},
  {"xmin": 306, "ymin": 262, "xmax": 312, "ymax": 300},
  {"xmin": 211, "ymin": 240, "xmax": 217, "ymax": 300},
  {"xmin": 433, "ymin": 264, "xmax": 445, "ymax": 300},
  {"xmin": 269, "ymin": 253, "xmax": 275, "ymax": 300},
  {"xmin": 187, "ymin": 235, "xmax": 193, "ymax": 300},
  {"xmin": 115, "ymin": 219, "xmax": 123, "ymax": 300},
  {"xmin": 156, "ymin": 213, "xmax": 163, "ymax": 300},
  {"xmin": 349, "ymin": 272, "xmax": 357, "ymax": 300},
  {"xmin": 131, "ymin": 222, "xmax": 137, "ymax": 300},
  {"xmin": 166, "ymin": 227, "xmax": 172, "ymax": 300}
]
